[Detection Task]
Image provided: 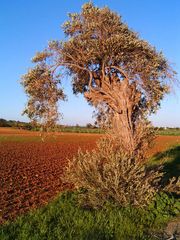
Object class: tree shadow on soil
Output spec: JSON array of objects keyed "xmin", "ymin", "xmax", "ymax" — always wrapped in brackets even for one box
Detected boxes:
[{"xmin": 151, "ymin": 146, "xmax": 180, "ymax": 189}]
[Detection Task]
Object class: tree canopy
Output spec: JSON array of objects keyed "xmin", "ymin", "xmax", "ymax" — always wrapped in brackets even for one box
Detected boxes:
[{"xmin": 21, "ymin": 2, "xmax": 176, "ymax": 156}]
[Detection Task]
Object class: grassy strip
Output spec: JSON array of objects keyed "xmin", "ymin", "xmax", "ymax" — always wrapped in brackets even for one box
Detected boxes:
[
  {"xmin": 59, "ymin": 128, "xmax": 180, "ymax": 136},
  {"xmin": 29, "ymin": 127, "xmax": 104, "ymax": 134},
  {"xmin": 157, "ymin": 129, "xmax": 180, "ymax": 136},
  {"xmin": 60, "ymin": 127, "xmax": 104, "ymax": 134},
  {"xmin": 0, "ymin": 191, "xmax": 179, "ymax": 240}
]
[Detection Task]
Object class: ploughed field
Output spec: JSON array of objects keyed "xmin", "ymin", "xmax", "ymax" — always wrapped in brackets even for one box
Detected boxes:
[{"xmin": 0, "ymin": 128, "xmax": 180, "ymax": 224}]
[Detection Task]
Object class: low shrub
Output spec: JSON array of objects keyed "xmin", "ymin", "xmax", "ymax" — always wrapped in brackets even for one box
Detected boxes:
[{"xmin": 64, "ymin": 137, "xmax": 163, "ymax": 208}]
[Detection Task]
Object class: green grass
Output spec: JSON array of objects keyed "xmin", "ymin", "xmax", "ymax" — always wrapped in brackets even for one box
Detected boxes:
[
  {"xmin": 30, "ymin": 126, "xmax": 104, "ymax": 134},
  {"xmin": 157, "ymin": 129, "xmax": 180, "ymax": 136},
  {"xmin": 0, "ymin": 191, "xmax": 179, "ymax": 240},
  {"xmin": 36, "ymin": 127, "xmax": 180, "ymax": 135},
  {"xmin": 149, "ymin": 145, "xmax": 180, "ymax": 181},
  {"xmin": 59, "ymin": 127, "xmax": 104, "ymax": 134}
]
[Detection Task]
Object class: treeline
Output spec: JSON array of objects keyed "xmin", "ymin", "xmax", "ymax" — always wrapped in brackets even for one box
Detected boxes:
[
  {"xmin": 0, "ymin": 118, "xmax": 32, "ymax": 130},
  {"xmin": 154, "ymin": 127, "xmax": 180, "ymax": 130},
  {"xmin": 0, "ymin": 119, "xmax": 99, "ymax": 132}
]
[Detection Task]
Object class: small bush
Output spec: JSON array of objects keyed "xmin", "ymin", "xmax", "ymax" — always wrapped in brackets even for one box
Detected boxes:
[{"xmin": 64, "ymin": 137, "xmax": 163, "ymax": 208}]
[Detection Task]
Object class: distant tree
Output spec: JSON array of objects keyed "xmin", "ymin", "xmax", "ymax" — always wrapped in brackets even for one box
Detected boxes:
[
  {"xmin": 86, "ymin": 123, "xmax": 93, "ymax": 128},
  {"xmin": 21, "ymin": 64, "xmax": 65, "ymax": 133},
  {"xmin": 21, "ymin": 2, "xmax": 176, "ymax": 157},
  {"xmin": 0, "ymin": 119, "xmax": 10, "ymax": 127}
]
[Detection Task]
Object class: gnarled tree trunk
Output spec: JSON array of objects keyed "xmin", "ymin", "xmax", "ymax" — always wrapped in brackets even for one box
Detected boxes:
[
  {"xmin": 112, "ymin": 112, "xmax": 134, "ymax": 152},
  {"xmin": 84, "ymin": 74, "xmax": 141, "ymax": 154}
]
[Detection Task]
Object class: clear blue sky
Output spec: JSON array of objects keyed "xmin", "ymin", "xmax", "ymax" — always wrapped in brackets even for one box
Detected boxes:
[{"xmin": 0, "ymin": 0, "xmax": 179, "ymax": 126}]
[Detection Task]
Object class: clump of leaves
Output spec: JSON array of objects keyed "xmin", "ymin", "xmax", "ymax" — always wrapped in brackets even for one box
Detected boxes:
[{"xmin": 64, "ymin": 137, "xmax": 163, "ymax": 208}]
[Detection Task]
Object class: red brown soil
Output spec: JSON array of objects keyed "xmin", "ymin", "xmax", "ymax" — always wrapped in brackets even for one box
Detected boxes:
[
  {"xmin": 149, "ymin": 135, "xmax": 180, "ymax": 156},
  {"xmin": 0, "ymin": 131, "xmax": 100, "ymax": 224},
  {"xmin": 0, "ymin": 128, "xmax": 180, "ymax": 224}
]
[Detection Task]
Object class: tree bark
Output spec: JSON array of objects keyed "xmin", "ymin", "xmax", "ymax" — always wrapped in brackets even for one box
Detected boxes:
[
  {"xmin": 85, "ymin": 75, "xmax": 140, "ymax": 153},
  {"xmin": 112, "ymin": 111, "xmax": 135, "ymax": 152}
]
